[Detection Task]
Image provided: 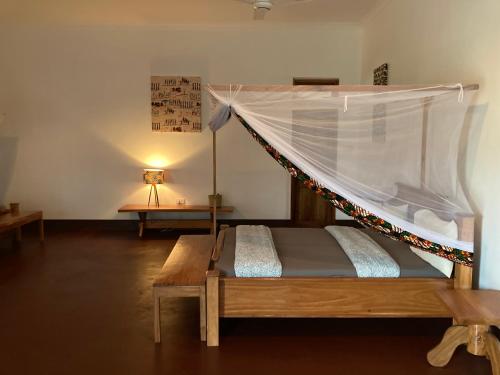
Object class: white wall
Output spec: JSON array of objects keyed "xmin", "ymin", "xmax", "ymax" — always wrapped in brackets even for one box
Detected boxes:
[
  {"xmin": 362, "ymin": 0, "xmax": 500, "ymax": 289},
  {"xmin": 0, "ymin": 23, "xmax": 362, "ymax": 220}
]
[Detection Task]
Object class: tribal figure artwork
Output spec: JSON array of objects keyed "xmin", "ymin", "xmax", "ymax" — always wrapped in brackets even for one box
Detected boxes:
[{"xmin": 151, "ymin": 76, "xmax": 202, "ymax": 132}]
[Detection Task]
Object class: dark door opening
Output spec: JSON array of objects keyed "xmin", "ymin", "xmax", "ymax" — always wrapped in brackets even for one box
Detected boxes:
[{"xmin": 290, "ymin": 77, "xmax": 339, "ymax": 227}]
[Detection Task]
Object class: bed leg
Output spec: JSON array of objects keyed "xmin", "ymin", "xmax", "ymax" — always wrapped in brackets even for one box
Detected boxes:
[
  {"xmin": 153, "ymin": 289, "xmax": 161, "ymax": 343},
  {"xmin": 206, "ymin": 271, "xmax": 220, "ymax": 347},
  {"xmin": 200, "ymin": 284, "xmax": 207, "ymax": 342}
]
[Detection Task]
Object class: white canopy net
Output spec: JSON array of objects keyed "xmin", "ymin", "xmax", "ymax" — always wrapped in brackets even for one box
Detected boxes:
[{"xmin": 207, "ymin": 84, "xmax": 476, "ymax": 265}]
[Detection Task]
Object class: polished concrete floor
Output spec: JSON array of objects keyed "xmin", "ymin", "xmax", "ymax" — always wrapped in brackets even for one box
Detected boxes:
[{"xmin": 0, "ymin": 223, "xmax": 492, "ymax": 375}]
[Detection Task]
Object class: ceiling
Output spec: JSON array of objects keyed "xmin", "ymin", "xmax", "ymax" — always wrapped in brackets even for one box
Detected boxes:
[{"xmin": 0, "ymin": 0, "xmax": 383, "ymax": 26}]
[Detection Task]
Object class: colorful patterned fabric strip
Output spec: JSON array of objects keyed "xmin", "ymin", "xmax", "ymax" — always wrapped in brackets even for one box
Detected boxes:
[{"xmin": 232, "ymin": 111, "xmax": 474, "ymax": 267}]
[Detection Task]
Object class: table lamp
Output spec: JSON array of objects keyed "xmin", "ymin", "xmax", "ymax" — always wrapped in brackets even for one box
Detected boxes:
[{"xmin": 143, "ymin": 169, "xmax": 165, "ymax": 207}]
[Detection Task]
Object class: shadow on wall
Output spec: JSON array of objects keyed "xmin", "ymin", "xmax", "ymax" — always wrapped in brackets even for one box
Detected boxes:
[
  {"xmin": 0, "ymin": 137, "xmax": 18, "ymax": 205},
  {"xmin": 459, "ymin": 103, "xmax": 488, "ymax": 288}
]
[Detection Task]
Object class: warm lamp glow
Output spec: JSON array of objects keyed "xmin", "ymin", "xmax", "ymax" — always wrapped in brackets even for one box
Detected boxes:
[{"xmin": 145, "ymin": 155, "xmax": 169, "ymax": 168}]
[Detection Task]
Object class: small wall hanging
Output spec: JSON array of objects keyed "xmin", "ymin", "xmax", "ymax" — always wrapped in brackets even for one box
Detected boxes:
[
  {"xmin": 151, "ymin": 76, "xmax": 202, "ymax": 132},
  {"xmin": 373, "ymin": 63, "xmax": 389, "ymax": 85}
]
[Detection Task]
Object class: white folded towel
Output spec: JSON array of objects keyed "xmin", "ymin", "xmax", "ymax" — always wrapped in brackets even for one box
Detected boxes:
[
  {"xmin": 234, "ymin": 225, "xmax": 282, "ymax": 278},
  {"xmin": 325, "ymin": 226, "xmax": 400, "ymax": 278}
]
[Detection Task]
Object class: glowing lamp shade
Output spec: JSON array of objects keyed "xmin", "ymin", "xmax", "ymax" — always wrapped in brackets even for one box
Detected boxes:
[
  {"xmin": 143, "ymin": 169, "xmax": 165, "ymax": 207},
  {"xmin": 143, "ymin": 169, "xmax": 165, "ymax": 185}
]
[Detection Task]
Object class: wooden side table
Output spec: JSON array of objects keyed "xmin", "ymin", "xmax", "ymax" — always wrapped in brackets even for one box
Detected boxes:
[
  {"xmin": 118, "ymin": 204, "xmax": 234, "ymax": 238},
  {"xmin": 428, "ymin": 290, "xmax": 500, "ymax": 375}
]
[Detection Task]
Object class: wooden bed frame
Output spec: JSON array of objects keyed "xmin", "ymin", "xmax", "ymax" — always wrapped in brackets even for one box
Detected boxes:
[
  {"xmin": 205, "ymin": 217, "xmax": 474, "ymax": 347},
  {"xmin": 203, "ymin": 83, "xmax": 478, "ymax": 347}
]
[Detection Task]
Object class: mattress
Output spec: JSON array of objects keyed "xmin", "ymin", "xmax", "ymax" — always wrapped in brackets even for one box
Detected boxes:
[{"xmin": 215, "ymin": 227, "xmax": 446, "ymax": 278}]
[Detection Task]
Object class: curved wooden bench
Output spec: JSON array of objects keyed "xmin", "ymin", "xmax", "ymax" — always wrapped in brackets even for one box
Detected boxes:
[
  {"xmin": 153, "ymin": 235, "xmax": 215, "ymax": 343},
  {"xmin": 428, "ymin": 290, "xmax": 500, "ymax": 374}
]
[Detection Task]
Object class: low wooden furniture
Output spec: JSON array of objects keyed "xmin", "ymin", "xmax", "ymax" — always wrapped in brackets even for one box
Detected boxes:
[
  {"xmin": 428, "ymin": 290, "xmax": 500, "ymax": 375},
  {"xmin": 200, "ymin": 83, "xmax": 478, "ymax": 347},
  {"xmin": 153, "ymin": 235, "xmax": 215, "ymax": 343},
  {"xmin": 0, "ymin": 210, "xmax": 44, "ymax": 243},
  {"xmin": 204, "ymin": 220, "xmax": 474, "ymax": 347},
  {"xmin": 118, "ymin": 204, "xmax": 234, "ymax": 238}
]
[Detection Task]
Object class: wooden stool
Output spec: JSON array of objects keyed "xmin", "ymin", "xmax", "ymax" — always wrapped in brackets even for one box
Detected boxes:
[{"xmin": 428, "ymin": 290, "xmax": 500, "ymax": 375}]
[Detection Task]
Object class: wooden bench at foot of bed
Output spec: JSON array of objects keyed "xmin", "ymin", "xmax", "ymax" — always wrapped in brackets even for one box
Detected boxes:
[{"xmin": 153, "ymin": 235, "xmax": 214, "ymax": 343}]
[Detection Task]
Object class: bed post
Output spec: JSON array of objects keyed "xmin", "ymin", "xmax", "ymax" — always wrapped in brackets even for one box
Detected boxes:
[
  {"xmin": 420, "ymin": 95, "xmax": 473, "ymax": 291},
  {"xmin": 212, "ymin": 131, "xmax": 217, "ymax": 235},
  {"xmin": 454, "ymin": 215, "xmax": 474, "ymax": 290},
  {"xmin": 212, "ymin": 224, "xmax": 229, "ymax": 261},
  {"xmin": 454, "ymin": 265, "xmax": 472, "ymax": 290},
  {"xmin": 420, "ymin": 97, "xmax": 432, "ymax": 187},
  {"xmin": 206, "ymin": 270, "xmax": 220, "ymax": 347}
]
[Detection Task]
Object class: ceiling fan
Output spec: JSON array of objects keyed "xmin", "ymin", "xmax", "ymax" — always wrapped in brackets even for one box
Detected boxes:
[{"xmin": 238, "ymin": 0, "xmax": 313, "ymax": 20}]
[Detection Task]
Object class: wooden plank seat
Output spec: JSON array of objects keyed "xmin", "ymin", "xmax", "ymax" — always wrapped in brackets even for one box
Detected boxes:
[
  {"xmin": 0, "ymin": 210, "xmax": 44, "ymax": 243},
  {"xmin": 153, "ymin": 234, "xmax": 215, "ymax": 343}
]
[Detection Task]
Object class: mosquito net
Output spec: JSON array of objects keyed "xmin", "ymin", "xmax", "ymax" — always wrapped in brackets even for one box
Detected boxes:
[{"xmin": 207, "ymin": 84, "xmax": 476, "ymax": 266}]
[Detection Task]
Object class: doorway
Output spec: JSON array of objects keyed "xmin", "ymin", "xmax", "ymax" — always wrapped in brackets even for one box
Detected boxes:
[{"xmin": 290, "ymin": 77, "xmax": 339, "ymax": 227}]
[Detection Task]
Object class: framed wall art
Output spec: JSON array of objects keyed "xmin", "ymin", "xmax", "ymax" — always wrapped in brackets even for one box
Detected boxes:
[{"xmin": 151, "ymin": 76, "xmax": 202, "ymax": 133}]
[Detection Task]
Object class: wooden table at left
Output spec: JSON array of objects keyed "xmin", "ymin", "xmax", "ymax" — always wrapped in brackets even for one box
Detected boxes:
[{"xmin": 0, "ymin": 211, "xmax": 44, "ymax": 243}]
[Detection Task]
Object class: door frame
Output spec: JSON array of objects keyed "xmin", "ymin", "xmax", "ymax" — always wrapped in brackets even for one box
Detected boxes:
[{"xmin": 290, "ymin": 77, "xmax": 340, "ymax": 226}]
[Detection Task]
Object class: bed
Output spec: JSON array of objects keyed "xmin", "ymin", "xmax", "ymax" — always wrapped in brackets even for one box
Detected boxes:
[
  {"xmin": 205, "ymin": 219, "xmax": 473, "ymax": 347},
  {"xmin": 216, "ymin": 227, "xmax": 445, "ymax": 278},
  {"xmin": 203, "ymin": 84, "xmax": 476, "ymax": 347}
]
